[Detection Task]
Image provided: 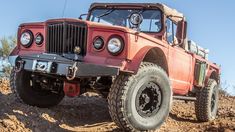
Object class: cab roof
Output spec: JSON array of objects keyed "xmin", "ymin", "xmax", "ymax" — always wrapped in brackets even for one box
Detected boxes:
[{"xmin": 89, "ymin": 3, "xmax": 185, "ymax": 23}]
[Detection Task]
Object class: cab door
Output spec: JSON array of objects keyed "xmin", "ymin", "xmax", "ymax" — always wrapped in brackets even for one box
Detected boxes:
[
  {"xmin": 166, "ymin": 18, "xmax": 192, "ymax": 95},
  {"xmin": 169, "ymin": 46, "xmax": 192, "ymax": 94}
]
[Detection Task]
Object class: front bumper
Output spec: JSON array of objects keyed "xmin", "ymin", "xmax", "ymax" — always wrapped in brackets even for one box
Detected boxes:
[{"xmin": 9, "ymin": 54, "xmax": 119, "ymax": 78}]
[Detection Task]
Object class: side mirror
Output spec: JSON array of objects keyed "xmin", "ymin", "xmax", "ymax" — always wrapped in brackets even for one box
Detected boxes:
[
  {"xmin": 176, "ymin": 20, "xmax": 187, "ymax": 42},
  {"xmin": 79, "ymin": 14, "xmax": 88, "ymax": 20}
]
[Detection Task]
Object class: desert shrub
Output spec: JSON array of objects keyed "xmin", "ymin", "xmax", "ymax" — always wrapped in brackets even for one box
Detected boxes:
[
  {"xmin": 2, "ymin": 65, "xmax": 12, "ymax": 77},
  {"xmin": 0, "ymin": 36, "xmax": 16, "ymax": 78},
  {"xmin": 220, "ymin": 81, "xmax": 232, "ymax": 96},
  {"xmin": 0, "ymin": 36, "xmax": 16, "ymax": 57}
]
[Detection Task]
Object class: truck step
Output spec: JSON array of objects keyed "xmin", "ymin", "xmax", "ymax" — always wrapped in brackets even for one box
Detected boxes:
[{"xmin": 173, "ymin": 96, "xmax": 196, "ymax": 101}]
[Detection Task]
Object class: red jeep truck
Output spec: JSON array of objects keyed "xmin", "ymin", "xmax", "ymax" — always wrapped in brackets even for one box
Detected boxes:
[{"xmin": 9, "ymin": 3, "xmax": 220, "ymax": 131}]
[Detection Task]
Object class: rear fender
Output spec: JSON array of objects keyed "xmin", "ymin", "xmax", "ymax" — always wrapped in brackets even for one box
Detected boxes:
[{"xmin": 205, "ymin": 69, "xmax": 220, "ymax": 85}]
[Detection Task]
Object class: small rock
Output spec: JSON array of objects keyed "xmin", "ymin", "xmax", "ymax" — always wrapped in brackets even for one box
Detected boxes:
[
  {"xmin": 211, "ymin": 121, "xmax": 216, "ymax": 125},
  {"xmin": 2, "ymin": 119, "xmax": 16, "ymax": 129}
]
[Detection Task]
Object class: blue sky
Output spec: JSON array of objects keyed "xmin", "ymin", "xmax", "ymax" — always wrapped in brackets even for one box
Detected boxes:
[{"xmin": 0, "ymin": 0, "xmax": 234, "ymax": 95}]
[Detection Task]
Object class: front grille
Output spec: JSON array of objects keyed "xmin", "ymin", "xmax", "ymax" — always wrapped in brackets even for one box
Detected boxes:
[{"xmin": 47, "ymin": 22, "xmax": 87, "ymax": 55}]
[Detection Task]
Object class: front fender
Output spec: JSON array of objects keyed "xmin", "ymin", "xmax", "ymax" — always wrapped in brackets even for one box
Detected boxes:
[
  {"xmin": 9, "ymin": 46, "xmax": 19, "ymax": 56},
  {"xmin": 8, "ymin": 47, "xmax": 20, "ymax": 67},
  {"xmin": 123, "ymin": 46, "xmax": 156, "ymax": 73}
]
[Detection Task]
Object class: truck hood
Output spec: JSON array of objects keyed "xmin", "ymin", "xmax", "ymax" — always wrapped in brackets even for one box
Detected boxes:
[{"xmin": 20, "ymin": 18, "xmax": 133, "ymax": 33}]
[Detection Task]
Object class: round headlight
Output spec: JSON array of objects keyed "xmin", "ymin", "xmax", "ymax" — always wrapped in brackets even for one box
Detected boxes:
[
  {"xmin": 93, "ymin": 37, "xmax": 104, "ymax": 50},
  {"xmin": 107, "ymin": 37, "xmax": 124, "ymax": 55},
  {"xmin": 35, "ymin": 33, "xmax": 44, "ymax": 45},
  {"xmin": 20, "ymin": 30, "xmax": 33, "ymax": 47}
]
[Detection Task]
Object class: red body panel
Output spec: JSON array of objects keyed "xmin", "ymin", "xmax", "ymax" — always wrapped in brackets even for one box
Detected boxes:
[{"xmin": 168, "ymin": 46, "xmax": 193, "ymax": 94}]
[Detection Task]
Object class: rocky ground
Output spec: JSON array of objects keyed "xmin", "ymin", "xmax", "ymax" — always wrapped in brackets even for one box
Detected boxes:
[{"xmin": 0, "ymin": 78, "xmax": 235, "ymax": 132}]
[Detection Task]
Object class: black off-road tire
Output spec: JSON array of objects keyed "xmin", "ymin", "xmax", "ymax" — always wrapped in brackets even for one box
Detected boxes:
[
  {"xmin": 10, "ymin": 69, "xmax": 64, "ymax": 108},
  {"xmin": 108, "ymin": 62, "xmax": 172, "ymax": 131},
  {"xmin": 195, "ymin": 79, "xmax": 219, "ymax": 122}
]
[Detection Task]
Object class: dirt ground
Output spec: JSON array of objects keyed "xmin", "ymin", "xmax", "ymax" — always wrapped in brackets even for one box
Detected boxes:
[{"xmin": 0, "ymin": 78, "xmax": 235, "ymax": 132}]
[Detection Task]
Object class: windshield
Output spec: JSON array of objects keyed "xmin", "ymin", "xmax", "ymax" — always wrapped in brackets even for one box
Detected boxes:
[{"xmin": 89, "ymin": 8, "xmax": 162, "ymax": 32}]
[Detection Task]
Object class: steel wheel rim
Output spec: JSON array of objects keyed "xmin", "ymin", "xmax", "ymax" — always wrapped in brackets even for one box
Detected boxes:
[{"xmin": 135, "ymin": 81, "xmax": 162, "ymax": 117}]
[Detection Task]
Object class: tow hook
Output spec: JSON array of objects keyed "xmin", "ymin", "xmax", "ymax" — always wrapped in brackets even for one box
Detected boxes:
[
  {"xmin": 66, "ymin": 62, "xmax": 78, "ymax": 81},
  {"xmin": 15, "ymin": 60, "xmax": 25, "ymax": 72}
]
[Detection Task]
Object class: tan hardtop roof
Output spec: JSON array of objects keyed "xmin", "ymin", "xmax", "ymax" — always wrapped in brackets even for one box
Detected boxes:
[{"xmin": 90, "ymin": 3, "xmax": 185, "ymax": 23}]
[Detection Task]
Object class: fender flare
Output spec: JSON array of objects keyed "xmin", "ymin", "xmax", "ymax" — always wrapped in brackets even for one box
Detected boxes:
[
  {"xmin": 124, "ymin": 46, "xmax": 168, "ymax": 74},
  {"xmin": 205, "ymin": 69, "xmax": 220, "ymax": 85}
]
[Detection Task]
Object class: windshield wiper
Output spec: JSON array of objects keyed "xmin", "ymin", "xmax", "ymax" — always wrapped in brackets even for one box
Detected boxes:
[{"xmin": 97, "ymin": 9, "xmax": 115, "ymax": 18}]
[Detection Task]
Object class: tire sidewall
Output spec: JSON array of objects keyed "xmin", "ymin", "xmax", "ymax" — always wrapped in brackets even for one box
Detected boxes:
[
  {"xmin": 208, "ymin": 81, "xmax": 219, "ymax": 120},
  {"xmin": 125, "ymin": 66, "xmax": 172, "ymax": 130},
  {"xmin": 13, "ymin": 70, "xmax": 64, "ymax": 107}
]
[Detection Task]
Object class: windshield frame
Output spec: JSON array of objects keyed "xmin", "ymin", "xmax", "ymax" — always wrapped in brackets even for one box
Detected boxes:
[{"xmin": 87, "ymin": 7, "xmax": 164, "ymax": 33}]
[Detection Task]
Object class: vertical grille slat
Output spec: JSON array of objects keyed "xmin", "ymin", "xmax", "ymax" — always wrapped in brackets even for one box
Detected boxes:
[
  {"xmin": 60, "ymin": 25, "xmax": 63, "ymax": 52},
  {"xmin": 71, "ymin": 25, "xmax": 75, "ymax": 53},
  {"xmin": 57, "ymin": 24, "xmax": 60, "ymax": 53},
  {"xmin": 53, "ymin": 25, "xmax": 56, "ymax": 53},
  {"xmin": 81, "ymin": 27, "xmax": 85, "ymax": 54},
  {"xmin": 74, "ymin": 26, "xmax": 78, "ymax": 51},
  {"xmin": 55, "ymin": 25, "xmax": 60, "ymax": 53},
  {"xmin": 47, "ymin": 22, "xmax": 87, "ymax": 55},
  {"xmin": 68, "ymin": 24, "xmax": 72, "ymax": 53},
  {"xmin": 55, "ymin": 24, "xmax": 58, "ymax": 52},
  {"xmin": 66, "ymin": 24, "xmax": 70, "ymax": 53}
]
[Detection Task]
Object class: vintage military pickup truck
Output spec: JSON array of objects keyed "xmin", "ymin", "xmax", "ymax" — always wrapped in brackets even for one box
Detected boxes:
[{"xmin": 9, "ymin": 3, "xmax": 220, "ymax": 131}]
